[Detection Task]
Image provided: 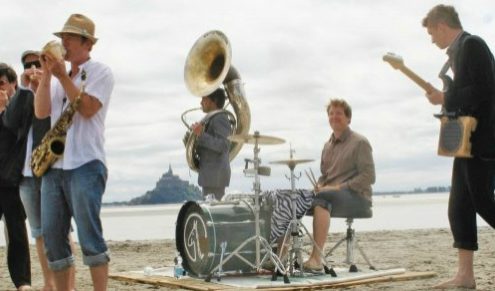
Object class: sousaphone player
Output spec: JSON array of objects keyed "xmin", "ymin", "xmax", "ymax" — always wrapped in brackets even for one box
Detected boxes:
[
  {"xmin": 191, "ymin": 88, "xmax": 232, "ymax": 200},
  {"xmin": 182, "ymin": 30, "xmax": 251, "ymax": 201}
]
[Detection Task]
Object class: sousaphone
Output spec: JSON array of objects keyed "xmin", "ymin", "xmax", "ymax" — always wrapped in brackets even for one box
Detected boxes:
[{"xmin": 182, "ymin": 30, "xmax": 251, "ymax": 171}]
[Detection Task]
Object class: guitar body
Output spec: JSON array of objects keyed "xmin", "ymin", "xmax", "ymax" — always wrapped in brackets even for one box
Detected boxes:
[
  {"xmin": 437, "ymin": 116, "xmax": 477, "ymax": 158},
  {"xmin": 383, "ymin": 52, "xmax": 477, "ymax": 158}
]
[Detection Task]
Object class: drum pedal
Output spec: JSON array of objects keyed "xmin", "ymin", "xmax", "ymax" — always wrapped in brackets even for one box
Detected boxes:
[
  {"xmin": 283, "ymin": 274, "xmax": 290, "ymax": 284},
  {"xmin": 324, "ymin": 265, "xmax": 337, "ymax": 277},
  {"xmin": 270, "ymin": 267, "xmax": 291, "ymax": 284},
  {"xmin": 213, "ymin": 241, "xmax": 228, "ymax": 282}
]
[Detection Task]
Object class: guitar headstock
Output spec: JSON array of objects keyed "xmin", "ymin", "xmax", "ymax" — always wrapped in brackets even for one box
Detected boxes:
[{"xmin": 383, "ymin": 52, "xmax": 404, "ymax": 70}]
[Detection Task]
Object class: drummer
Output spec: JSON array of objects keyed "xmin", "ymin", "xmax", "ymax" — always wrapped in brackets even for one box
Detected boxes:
[{"xmin": 303, "ymin": 98, "xmax": 376, "ymax": 271}]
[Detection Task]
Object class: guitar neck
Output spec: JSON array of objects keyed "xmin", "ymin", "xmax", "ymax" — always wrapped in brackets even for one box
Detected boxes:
[{"xmin": 397, "ymin": 66, "xmax": 431, "ymax": 92}]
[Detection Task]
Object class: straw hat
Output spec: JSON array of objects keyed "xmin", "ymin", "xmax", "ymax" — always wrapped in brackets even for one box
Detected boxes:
[{"xmin": 53, "ymin": 14, "xmax": 98, "ymax": 44}]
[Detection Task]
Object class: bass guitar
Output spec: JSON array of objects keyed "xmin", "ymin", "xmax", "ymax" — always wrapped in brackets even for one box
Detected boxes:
[{"xmin": 382, "ymin": 52, "xmax": 476, "ymax": 158}]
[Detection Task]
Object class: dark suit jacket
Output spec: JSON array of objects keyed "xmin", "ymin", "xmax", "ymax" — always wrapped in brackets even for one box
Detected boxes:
[
  {"xmin": 196, "ymin": 111, "xmax": 232, "ymax": 188},
  {"xmin": 444, "ymin": 32, "xmax": 495, "ymax": 158},
  {"xmin": 0, "ymin": 88, "xmax": 50, "ymax": 185}
]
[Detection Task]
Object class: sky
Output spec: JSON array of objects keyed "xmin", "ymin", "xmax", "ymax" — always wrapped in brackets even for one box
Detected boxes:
[{"xmin": 1, "ymin": 0, "xmax": 494, "ymax": 202}]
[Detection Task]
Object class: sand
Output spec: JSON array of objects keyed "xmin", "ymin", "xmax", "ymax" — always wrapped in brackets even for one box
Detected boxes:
[{"xmin": 1, "ymin": 227, "xmax": 494, "ymax": 290}]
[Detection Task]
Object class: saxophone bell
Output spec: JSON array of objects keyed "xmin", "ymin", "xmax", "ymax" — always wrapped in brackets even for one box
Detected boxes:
[{"xmin": 50, "ymin": 137, "xmax": 66, "ymax": 156}]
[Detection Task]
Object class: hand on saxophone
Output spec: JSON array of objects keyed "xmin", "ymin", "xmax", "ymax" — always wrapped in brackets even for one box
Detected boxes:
[{"xmin": 191, "ymin": 122, "xmax": 204, "ymax": 137}]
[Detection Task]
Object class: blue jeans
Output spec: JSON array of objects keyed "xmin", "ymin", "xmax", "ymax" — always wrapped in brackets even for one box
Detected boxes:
[
  {"xmin": 19, "ymin": 177, "xmax": 43, "ymax": 238},
  {"xmin": 41, "ymin": 160, "xmax": 110, "ymax": 271}
]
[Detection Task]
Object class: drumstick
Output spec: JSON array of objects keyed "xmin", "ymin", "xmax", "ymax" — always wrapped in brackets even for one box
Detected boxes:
[
  {"xmin": 305, "ymin": 170, "xmax": 316, "ymax": 188},
  {"xmin": 305, "ymin": 169, "xmax": 318, "ymax": 188},
  {"xmin": 309, "ymin": 168, "xmax": 318, "ymax": 186}
]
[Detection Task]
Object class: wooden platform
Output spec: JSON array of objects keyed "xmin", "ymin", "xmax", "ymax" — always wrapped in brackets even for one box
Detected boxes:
[{"xmin": 109, "ymin": 267, "xmax": 436, "ymax": 290}]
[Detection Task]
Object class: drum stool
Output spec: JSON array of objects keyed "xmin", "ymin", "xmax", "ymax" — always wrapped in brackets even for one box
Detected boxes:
[{"xmin": 324, "ymin": 207, "xmax": 376, "ymax": 273}]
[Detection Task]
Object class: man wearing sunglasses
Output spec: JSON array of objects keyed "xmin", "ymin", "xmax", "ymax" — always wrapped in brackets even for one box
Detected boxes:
[
  {"xmin": 0, "ymin": 62, "xmax": 32, "ymax": 291},
  {"xmin": 16, "ymin": 50, "xmax": 77, "ymax": 290},
  {"xmin": 20, "ymin": 51, "xmax": 42, "ymax": 91}
]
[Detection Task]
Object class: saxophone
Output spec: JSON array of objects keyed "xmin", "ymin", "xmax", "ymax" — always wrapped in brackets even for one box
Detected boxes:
[
  {"xmin": 182, "ymin": 30, "xmax": 251, "ymax": 171},
  {"xmin": 31, "ymin": 70, "xmax": 86, "ymax": 177}
]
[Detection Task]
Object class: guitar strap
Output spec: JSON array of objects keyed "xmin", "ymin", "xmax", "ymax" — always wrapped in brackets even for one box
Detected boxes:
[{"xmin": 438, "ymin": 60, "xmax": 451, "ymax": 81}]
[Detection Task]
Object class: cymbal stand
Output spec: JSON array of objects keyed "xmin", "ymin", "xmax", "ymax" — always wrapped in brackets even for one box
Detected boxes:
[
  {"xmin": 206, "ymin": 131, "xmax": 289, "ymax": 283},
  {"xmin": 277, "ymin": 150, "xmax": 336, "ymax": 277}
]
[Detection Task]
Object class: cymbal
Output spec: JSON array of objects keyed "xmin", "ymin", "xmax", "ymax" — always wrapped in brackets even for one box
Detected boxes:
[
  {"xmin": 228, "ymin": 133, "xmax": 285, "ymax": 145},
  {"xmin": 269, "ymin": 159, "xmax": 315, "ymax": 167}
]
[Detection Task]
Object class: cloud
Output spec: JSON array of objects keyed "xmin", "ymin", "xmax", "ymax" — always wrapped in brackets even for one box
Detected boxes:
[{"xmin": 2, "ymin": 0, "xmax": 493, "ymax": 202}]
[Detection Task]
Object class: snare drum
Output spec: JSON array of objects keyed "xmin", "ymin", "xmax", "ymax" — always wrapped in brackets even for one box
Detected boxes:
[{"xmin": 175, "ymin": 199, "xmax": 272, "ymax": 277}]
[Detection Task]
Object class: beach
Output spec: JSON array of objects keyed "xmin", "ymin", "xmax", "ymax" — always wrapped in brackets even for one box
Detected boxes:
[{"xmin": 1, "ymin": 227, "xmax": 494, "ymax": 290}]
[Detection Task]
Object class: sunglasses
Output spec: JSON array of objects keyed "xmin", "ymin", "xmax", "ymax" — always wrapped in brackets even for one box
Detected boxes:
[{"xmin": 23, "ymin": 60, "xmax": 41, "ymax": 70}]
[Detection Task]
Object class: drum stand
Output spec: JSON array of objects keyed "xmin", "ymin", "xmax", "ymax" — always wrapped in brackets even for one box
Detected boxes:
[
  {"xmin": 206, "ymin": 131, "xmax": 289, "ymax": 283},
  {"xmin": 271, "ymin": 149, "xmax": 336, "ymax": 278}
]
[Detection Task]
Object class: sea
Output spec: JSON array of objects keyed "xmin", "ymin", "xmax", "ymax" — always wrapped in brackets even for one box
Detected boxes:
[{"xmin": 0, "ymin": 192, "xmax": 489, "ymax": 246}]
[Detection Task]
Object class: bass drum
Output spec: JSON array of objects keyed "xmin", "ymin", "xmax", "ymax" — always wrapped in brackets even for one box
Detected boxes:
[{"xmin": 175, "ymin": 199, "xmax": 271, "ymax": 277}]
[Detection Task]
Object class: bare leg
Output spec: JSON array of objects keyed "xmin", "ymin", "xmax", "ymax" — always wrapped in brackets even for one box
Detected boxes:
[
  {"xmin": 35, "ymin": 237, "xmax": 55, "ymax": 291},
  {"xmin": 68, "ymin": 234, "xmax": 76, "ymax": 291},
  {"xmin": 306, "ymin": 206, "xmax": 330, "ymax": 264},
  {"xmin": 37, "ymin": 234, "xmax": 76, "ymax": 291},
  {"xmin": 433, "ymin": 249, "xmax": 476, "ymax": 289},
  {"xmin": 53, "ymin": 268, "xmax": 72, "ymax": 291},
  {"xmin": 90, "ymin": 264, "xmax": 108, "ymax": 291}
]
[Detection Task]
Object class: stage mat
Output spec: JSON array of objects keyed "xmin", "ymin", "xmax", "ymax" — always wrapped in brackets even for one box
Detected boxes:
[{"xmin": 109, "ymin": 267, "xmax": 436, "ymax": 290}]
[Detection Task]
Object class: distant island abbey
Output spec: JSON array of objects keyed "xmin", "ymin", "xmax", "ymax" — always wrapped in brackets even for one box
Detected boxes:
[{"xmin": 126, "ymin": 165, "xmax": 202, "ymax": 205}]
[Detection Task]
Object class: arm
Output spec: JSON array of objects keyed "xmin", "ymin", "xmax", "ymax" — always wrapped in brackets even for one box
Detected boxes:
[
  {"xmin": 2, "ymin": 89, "xmax": 31, "ymax": 132},
  {"xmin": 0, "ymin": 90, "xmax": 8, "ymax": 113},
  {"xmin": 37, "ymin": 54, "xmax": 102, "ymax": 119},
  {"xmin": 34, "ymin": 55, "xmax": 52, "ymax": 119},
  {"xmin": 425, "ymin": 86, "xmax": 445, "ymax": 106},
  {"xmin": 315, "ymin": 142, "xmax": 340, "ymax": 193},
  {"xmin": 445, "ymin": 37, "xmax": 495, "ymax": 111},
  {"xmin": 342, "ymin": 139, "xmax": 376, "ymax": 193},
  {"xmin": 21, "ymin": 66, "xmax": 43, "ymax": 92},
  {"xmin": 55, "ymin": 72, "xmax": 102, "ymax": 118},
  {"xmin": 196, "ymin": 113, "xmax": 231, "ymax": 154}
]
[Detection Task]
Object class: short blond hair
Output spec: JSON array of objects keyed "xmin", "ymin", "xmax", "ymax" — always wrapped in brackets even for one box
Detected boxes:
[
  {"xmin": 326, "ymin": 98, "xmax": 352, "ymax": 119},
  {"xmin": 422, "ymin": 4, "xmax": 462, "ymax": 29}
]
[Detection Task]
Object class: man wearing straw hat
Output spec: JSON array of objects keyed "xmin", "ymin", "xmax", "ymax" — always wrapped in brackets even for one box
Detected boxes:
[{"xmin": 35, "ymin": 13, "xmax": 114, "ymax": 291}]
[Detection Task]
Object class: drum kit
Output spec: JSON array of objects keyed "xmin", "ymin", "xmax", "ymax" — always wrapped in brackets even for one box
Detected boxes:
[
  {"xmin": 176, "ymin": 130, "xmax": 334, "ymax": 283},
  {"xmin": 176, "ymin": 30, "xmax": 331, "ymax": 283},
  {"xmin": 270, "ymin": 147, "xmax": 335, "ymax": 278}
]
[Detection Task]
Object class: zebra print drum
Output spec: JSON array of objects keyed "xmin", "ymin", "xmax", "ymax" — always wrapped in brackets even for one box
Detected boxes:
[
  {"xmin": 264, "ymin": 189, "xmax": 314, "ymax": 241},
  {"xmin": 175, "ymin": 199, "xmax": 272, "ymax": 277}
]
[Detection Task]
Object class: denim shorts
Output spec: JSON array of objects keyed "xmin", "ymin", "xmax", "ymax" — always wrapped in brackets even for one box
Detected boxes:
[
  {"xmin": 41, "ymin": 160, "xmax": 110, "ymax": 271},
  {"xmin": 19, "ymin": 177, "xmax": 43, "ymax": 238},
  {"xmin": 312, "ymin": 189, "xmax": 371, "ymax": 217}
]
